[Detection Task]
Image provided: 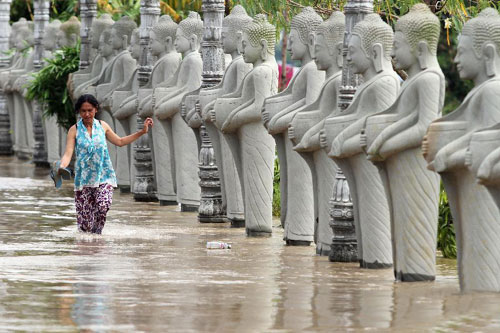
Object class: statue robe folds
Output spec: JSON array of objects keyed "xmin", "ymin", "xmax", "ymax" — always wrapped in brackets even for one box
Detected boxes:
[
  {"xmin": 325, "ymin": 72, "xmax": 399, "ymax": 268},
  {"xmin": 290, "ymin": 71, "xmax": 342, "ymax": 254},
  {"xmin": 426, "ymin": 78, "xmax": 500, "ymax": 292},
  {"xmin": 364, "ymin": 69, "xmax": 445, "ymax": 281}
]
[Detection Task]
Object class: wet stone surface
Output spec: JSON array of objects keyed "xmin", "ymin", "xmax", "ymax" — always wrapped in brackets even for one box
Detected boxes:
[{"xmin": 1, "ymin": 156, "xmax": 500, "ymax": 332}]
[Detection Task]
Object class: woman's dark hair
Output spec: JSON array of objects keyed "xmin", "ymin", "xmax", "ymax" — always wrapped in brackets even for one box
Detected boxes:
[{"xmin": 75, "ymin": 94, "xmax": 100, "ymax": 113}]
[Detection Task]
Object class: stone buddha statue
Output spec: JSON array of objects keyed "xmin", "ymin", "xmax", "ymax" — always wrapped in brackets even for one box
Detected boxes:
[
  {"xmin": 320, "ymin": 14, "xmax": 399, "ymax": 268},
  {"xmin": 135, "ymin": 15, "xmax": 181, "ymax": 205},
  {"xmin": 153, "ymin": 12, "xmax": 203, "ymax": 210},
  {"xmin": 107, "ymin": 28, "xmax": 142, "ymax": 192},
  {"xmin": 39, "ymin": 20, "xmax": 62, "ymax": 164},
  {"xmin": 213, "ymin": 14, "xmax": 279, "ymax": 236},
  {"xmin": 56, "ymin": 16, "xmax": 80, "ymax": 48},
  {"xmin": 86, "ymin": 16, "xmax": 137, "ymax": 170},
  {"xmin": 355, "ymin": 4, "xmax": 444, "ymax": 281},
  {"xmin": 262, "ymin": 7, "xmax": 325, "ymax": 245},
  {"xmin": 198, "ymin": 5, "xmax": 253, "ymax": 225},
  {"xmin": 5, "ymin": 25, "xmax": 35, "ymax": 158},
  {"xmin": 423, "ymin": 9, "xmax": 500, "ymax": 292},
  {"xmin": 70, "ymin": 14, "xmax": 114, "ymax": 101},
  {"xmin": 287, "ymin": 11, "xmax": 345, "ymax": 255}
]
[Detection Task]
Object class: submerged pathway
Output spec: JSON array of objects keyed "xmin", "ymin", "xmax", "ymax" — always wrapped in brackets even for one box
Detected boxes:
[{"xmin": 0, "ymin": 156, "xmax": 499, "ymax": 332}]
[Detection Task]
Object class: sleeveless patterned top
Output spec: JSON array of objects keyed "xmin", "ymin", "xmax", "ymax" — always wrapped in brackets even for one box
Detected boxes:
[{"xmin": 74, "ymin": 118, "xmax": 117, "ymax": 191}]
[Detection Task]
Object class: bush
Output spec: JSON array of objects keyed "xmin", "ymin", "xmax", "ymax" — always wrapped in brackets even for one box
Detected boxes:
[
  {"xmin": 26, "ymin": 44, "xmax": 80, "ymax": 130},
  {"xmin": 437, "ymin": 184, "xmax": 457, "ymax": 258}
]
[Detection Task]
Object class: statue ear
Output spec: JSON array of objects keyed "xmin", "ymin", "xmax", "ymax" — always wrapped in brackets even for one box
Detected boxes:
[
  {"xmin": 236, "ymin": 31, "xmax": 243, "ymax": 54},
  {"xmin": 165, "ymin": 36, "xmax": 172, "ymax": 48},
  {"xmin": 483, "ymin": 43, "xmax": 497, "ymax": 77},
  {"xmin": 417, "ymin": 41, "xmax": 429, "ymax": 70},
  {"xmin": 190, "ymin": 34, "xmax": 198, "ymax": 51},
  {"xmin": 335, "ymin": 42, "xmax": 343, "ymax": 68},
  {"xmin": 122, "ymin": 34, "xmax": 128, "ymax": 50},
  {"xmin": 372, "ymin": 43, "xmax": 384, "ymax": 73},
  {"xmin": 308, "ymin": 32, "xmax": 315, "ymax": 59},
  {"xmin": 260, "ymin": 39, "xmax": 268, "ymax": 61}
]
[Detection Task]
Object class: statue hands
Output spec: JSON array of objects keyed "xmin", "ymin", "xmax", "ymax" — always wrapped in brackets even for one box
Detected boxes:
[
  {"xmin": 422, "ymin": 134, "xmax": 430, "ymax": 160},
  {"xmin": 319, "ymin": 129, "xmax": 328, "ymax": 149},
  {"xmin": 288, "ymin": 125, "xmax": 295, "ymax": 140},
  {"xmin": 261, "ymin": 105, "xmax": 270, "ymax": 128}
]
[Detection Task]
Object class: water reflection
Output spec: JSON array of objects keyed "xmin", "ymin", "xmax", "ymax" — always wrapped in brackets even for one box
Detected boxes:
[{"xmin": 2, "ymin": 155, "xmax": 500, "ymax": 331}]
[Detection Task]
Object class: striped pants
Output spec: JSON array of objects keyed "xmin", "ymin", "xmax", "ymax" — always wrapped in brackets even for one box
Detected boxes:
[{"xmin": 74, "ymin": 183, "xmax": 114, "ymax": 234}]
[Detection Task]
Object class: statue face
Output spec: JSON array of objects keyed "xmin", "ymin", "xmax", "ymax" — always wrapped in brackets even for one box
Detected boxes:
[
  {"xmin": 454, "ymin": 34, "xmax": 481, "ymax": 80},
  {"xmin": 110, "ymin": 28, "xmax": 123, "ymax": 50},
  {"xmin": 313, "ymin": 33, "xmax": 334, "ymax": 71},
  {"xmin": 288, "ymin": 29, "xmax": 308, "ymax": 61},
  {"xmin": 100, "ymin": 37, "xmax": 113, "ymax": 57},
  {"xmin": 149, "ymin": 31, "xmax": 165, "ymax": 57},
  {"xmin": 174, "ymin": 29, "xmax": 190, "ymax": 53},
  {"xmin": 241, "ymin": 32, "xmax": 261, "ymax": 64},
  {"xmin": 347, "ymin": 34, "xmax": 371, "ymax": 75},
  {"xmin": 392, "ymin": 31, "xmax": 417, "ymax": 71},
  {"xmin": 221, "ymin": 26, "xmax": 237, "ymax": 54},
  {"xmin": 130, "ymin": 34, "xmax": 142, "ymax": 60}
]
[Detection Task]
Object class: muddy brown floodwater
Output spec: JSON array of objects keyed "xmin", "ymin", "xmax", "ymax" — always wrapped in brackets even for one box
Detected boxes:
[{"xmin": 1, "ymin": 156, "xmax": 500, "ymax": 332}]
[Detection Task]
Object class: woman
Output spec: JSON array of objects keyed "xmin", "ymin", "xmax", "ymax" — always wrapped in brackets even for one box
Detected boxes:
[{"xmin": 60, "ymin": 94, "xmax": 153, "ymax": 234}]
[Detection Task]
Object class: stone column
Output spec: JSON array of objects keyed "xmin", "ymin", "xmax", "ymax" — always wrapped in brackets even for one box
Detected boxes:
[
  {"xmin": 0, "ymin": 0, "xmax": 12, "ymax": 155},
  {"xmin": 78, "ymin": 0, "xmax": 97, "ymax": 70},
  {"xmin": 197, "ymin": 0, "xmax": 226, "ymax": 222},
  {"xmin": 133, "ymin": 0, "xmax": 160, "ymax": 201},
  {"xmin": 329, "ymin": 0, "xmax": 373, "ymax": 262},
  {"xmin": 32, "ymin": 0, "xmax": 50, "ymax": 167}
]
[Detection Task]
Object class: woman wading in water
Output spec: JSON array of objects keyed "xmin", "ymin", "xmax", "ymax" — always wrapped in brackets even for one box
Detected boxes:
[{"xmin": 59, "ymin": 94, "xmax": 153, "ymax": 234}]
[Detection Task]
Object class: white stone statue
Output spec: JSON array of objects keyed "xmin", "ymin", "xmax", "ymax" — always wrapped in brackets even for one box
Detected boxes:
[
  {"xmin": 423, "ymin": 8, "xmax": 500, "ymax": 292},
  {"xmin": 357, "ymin": 4, "xmax": 444, "ymax": 281},
  {"xmin": 288, "ymin": 11, "xmax": 345, "ymax": 254},
  {"xmin": 213, "ymin": 14, "xmax": 278, "ymax": 236},
  {"xmin": 320, "ymin": 14, "xmax": 399, "ymax": 268},
  {"xmin": 108, "ymin": 28, "xmax": 142, "ymax": 192},
  {"xmin": 70, "ymin": 14, "xmax": 114, "ymax": 101},
  {"xmin": 135, "ymin": 15, "xmax": 181, "ymax": 205},
  {"xmin": 262, "ymin": 7, "xmax": 325, "ymax": 245},
  {"xmin": 56, "ymin": 16, "xmax": 80, "ymax": 48},
  {"xmin": 153, "ymin": 12, "xmax": 203, "ymax": 210},
  {"xmin": 199, "ymin": 5, "xmax": 253, "ymax": 224},
  {"xmin": 86, "ymin": 16, "xmax": 137, "ymax": 174},
  {"xmin": 39, "ymin": 19, "xmax": 62, "ymax": 164}
]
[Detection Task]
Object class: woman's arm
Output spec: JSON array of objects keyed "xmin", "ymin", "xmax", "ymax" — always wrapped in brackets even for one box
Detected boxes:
[
  {"xmin": 60, "ymin": 126, "xmax": 77, "ymax": 169},
  {"xmin": 102, "ymin": 118, "xmax": 153, "ymax": 147}
]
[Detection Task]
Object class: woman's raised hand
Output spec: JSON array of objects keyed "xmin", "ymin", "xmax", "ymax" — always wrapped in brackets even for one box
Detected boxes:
[{"xmin": 142, "ymin": 117, "xmax": 154, "ymax": 134}]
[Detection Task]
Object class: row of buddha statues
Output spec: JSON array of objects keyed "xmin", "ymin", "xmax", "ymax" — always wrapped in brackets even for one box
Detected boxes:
[{"xmin": 3, "ymin": 4, "xmax": 500, "ymax": 293}]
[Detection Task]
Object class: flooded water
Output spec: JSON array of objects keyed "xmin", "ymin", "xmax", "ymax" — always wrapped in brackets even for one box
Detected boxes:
[{"xmin": 1, "ymin": 156, "xmax": 500, "ymax": 332}]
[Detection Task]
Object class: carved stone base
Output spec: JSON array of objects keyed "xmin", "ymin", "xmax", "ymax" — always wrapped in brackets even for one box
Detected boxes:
[
  {"xmin": 328, "ymin": 169, "xmax": 358, "ymax": 263},
  {"xmin": 33, "ymin": 101, "xmax": 48, "ymax": 167},
  {"xmin": 230, "ymin": 218, "xmax": 245, "ymax": 228},
  {"xmin": 0, "ymin": 92, "xmax": 13, "ymax": 155},
  {"xmin": 286, "ymin": 240, "xmax": 312, "ymax": 246},
  {"xmin": 181, "ymin": 204, "xmax": 199, "ymax": 212},
  {"xmin": 119, "ymin": 185, "xmax": 130, "ymax": 193},
  {"xmin": 198, "ymin": 125, "xmax": 225, "ymax": 223},
  {"xmin": 246, "ymin": 230, "xmax": 272, "ymax": 237},
  {"xmin": 133, "ymin": 118, "xmax": 157, "ymax": 202},
  {"xmin": 160, "ymin": 200, "xmax": 177, "ymax": 206}
]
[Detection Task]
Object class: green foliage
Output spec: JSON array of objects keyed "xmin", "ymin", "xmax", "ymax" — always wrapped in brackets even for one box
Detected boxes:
[
  {"xmin": 437, "ymin": 184, "xmax": 457, "ymax": 259},
  {"xmin": 273, "ymin": 157, "xmax": 281, "ymax": 217},
  {"xmin": 26, "ymin": 44, "xmax": 80, "ymax": 130}
]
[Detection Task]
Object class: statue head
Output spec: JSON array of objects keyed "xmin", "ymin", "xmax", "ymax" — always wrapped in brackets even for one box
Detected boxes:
[
  {"xmin": 175, "ymin": 12, "xmax": 203, "ymax": 54},
  {"xmin": 15, "ymin": 26, "xmax": 34, "ymax": 51},
  {"xmin": 150, "ymin": 15, "xmax": 178, "ymax": 57},
  {"xmin": 349, "ymin": 14, "xmax": 394, "ymax": 75},
  {"xmin": 130, "ymin": 28, "xmax": 141, "ymax": 60},
  {"xmin": 241, "ymin": 14, "xmax": 276, "ymax": 64},
  {"xmin": 222, "ymin": 5, "xmax": 252, "ymax": 55},
  {"xmin": 455, "ymin": 8, "xmax": 500, "ymax": 81},
  {"xmin": 57, "ymin": 16, "xmax": 80, "ymax": 48},
  {"xmin": 91, "ymin": 14, "xmax": 114, "ymax": 49},
  {"xmin": 312, "ymin": 11, "xmax": 345, "ymax": 71},
  {"xmin": 110, "ymin": 16, "xmax": 137, "ymax": 51},
  {"xmin": 393, "ymin": 4, "xmax": 440, "ymax": 71},
  {"xmin": 289, "ymin": 7, "xmax": 323, "ymax": 61},
  {"xmin": 42, "ymin": 20, "xmax": 62, "ymax": 51},
  {"xmin": 99, "ymin": 27, "xmax": 114, "ymax": 58},
  {"xmin": 9, "ymin": 18, "xmax": 29, "ymax": 49}
]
